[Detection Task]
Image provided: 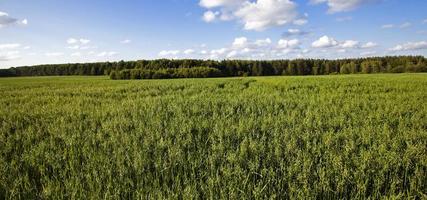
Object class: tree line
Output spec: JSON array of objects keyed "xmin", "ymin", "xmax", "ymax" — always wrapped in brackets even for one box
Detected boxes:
[
  {"xmin": 110, "ymin": 67, "xmax": 222, "ymax": 80},
  {"xmin": 0, "ymin": 56, "xmax": 426, "ymax": 78}
]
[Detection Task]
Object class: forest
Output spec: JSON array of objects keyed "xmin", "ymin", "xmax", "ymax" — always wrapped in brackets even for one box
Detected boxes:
[{"xmin": 0, "ymin": 56, "xmax": 426, "ymax": 79}]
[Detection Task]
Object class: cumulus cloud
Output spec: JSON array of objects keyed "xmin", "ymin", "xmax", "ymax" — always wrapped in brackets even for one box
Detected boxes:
[
  {"xmin": 158, "ymin": 35, "xmax": 310, "ymax": 59},
  {"xmin": 66, "ymin": 38, "xmax": 95, "ymax": 50},
  {"xmin": 202, "ymin": 11, "xmax": 219, "ymax": 22},
  {"xmin": 71, "ymin": 52, "xmax": 82, "ymax": 57},
  {"xmin": 45, "ymin": 52, "xmax": 64, "ymax": 57},
  {"xmin": 311, "ymin": 36, "xmax": 376, "ymax": 50},
  {"xmin": 159, "ymin": 50, "xmax": 180, "ymax": 57},
  {"xmin": 340, "ymin": 40, "xmax": 359, "ymax": 48},
  {"xmin": 277, "ymin": 39, "xmax": 300, "ymax": 49},
  {"xmin": 389, "ymin": 41, "xmax": 427, "ymax": 51},
  {"xmin": 0, "ymin": 11, "xmax": 27, "ymax": 28},
  {"xmin": 67, "ymin": 38, "xmax": 90, "ymax": 45},
  {"xmin": 0, "ymin": 51, "xmax": 21, "ymax": 61},
  {"xmin": 312, "ymin": 35, "xmax": 338, "ymax": 48},
  {"xmin": 0, "ymin": 43, "xmax": 21, "ymax": 50},
  {"xmin": 361, "ymin": 42, "xmax": 378, "ymax": 48},
  {"xmin": 310, "ymin": 0, "xmax": 382, "ymax": 13},
  {"xmin": 282, "ymin": 28, "xmax": 310, "ymax": 37},
  {"xmin": 67, "ymin": 38, "xmax": 78, "ymax": 44},
  {"xmin": 360, "ymin": 51, "xmax": 376, "ymax": 56},
  {"xmin": 254, "ymin": 38, "xmax": 272, "ymax": 46},
  {"xmin": 79, "ymin": 39, "xmax": 90, "ymax": 45},
  {"xmin": 232, "ymin": 37, "xmax": 249, "ymax": 48},
  {"xmin": 97, "ymin": 51, "xmax": 118, "ymax": 57},
  {"xmin": 0, "ymin": 44, "xmax": 30, "ymax": 61},
  {"xmin": 311, "ymin": 35, "xmax": 377, "ymax": 50},
  {"xmin": 235, "ymin": 0, "xmax": 298, "ymax": 31},
  {"xmin": 184, "ymin": 49, "xmax": 195, "ymax": 55},
  {"xmin": 293, "ymin": 18, "xmax": 308, "ymax": 26},
  {"xmin": 210, "ymin": 48, "xmax": 227, "ymax": 55},
  {"xmin": 381, "ymin": 24, "xmax": 394, "ymax": 29},
  {"xmin": 399, "ymin": 22, "xmax": 411, "ymax": 29},
  {"xmin": 120, "ymin": 39, "xmax": 132, "ymax": 44},
  {"xmin": 199, "ymin": 0, "xmax": 303, "ymax": 31},
  {"xmin": 336, "ymin": 16, "xmax": 353, "ymax": 22},
  {"xmin": 382, "ymin": 22, "xmax": 412, "ymax": 29},
  {"xmin": 199, "ymin": 0, "xmax": 245, "ymax": 8}
]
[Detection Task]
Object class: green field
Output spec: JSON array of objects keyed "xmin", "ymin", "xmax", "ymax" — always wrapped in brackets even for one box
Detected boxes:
[{"xmin": 1, "ymin": 74, "xmax": 426, "ymax": 199}]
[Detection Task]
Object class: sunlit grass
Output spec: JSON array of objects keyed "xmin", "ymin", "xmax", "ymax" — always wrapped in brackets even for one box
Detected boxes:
[{"xmin": 0, "ymin": 74, "xmax": 426, "ymax": 199}]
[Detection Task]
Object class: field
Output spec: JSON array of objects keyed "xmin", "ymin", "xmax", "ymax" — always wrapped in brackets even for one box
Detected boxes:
[{"xmin": 0, "ymin": 74, "xmax": 426, "ymax": 199}]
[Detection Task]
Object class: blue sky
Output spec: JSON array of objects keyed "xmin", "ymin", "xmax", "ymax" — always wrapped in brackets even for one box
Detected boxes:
[{"xmin": 0, "ymin": 0, "xmax": 426, "ymax": 68}]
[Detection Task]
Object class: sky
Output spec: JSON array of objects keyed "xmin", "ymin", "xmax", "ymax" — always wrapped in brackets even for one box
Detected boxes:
[{"xmin": 0, "ymin": 0, "xmax": 426, "ymax": 68}]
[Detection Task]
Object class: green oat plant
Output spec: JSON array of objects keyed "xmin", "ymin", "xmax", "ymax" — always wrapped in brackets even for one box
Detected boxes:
[{"xmin": 0, "ymin": 74, "xmax": 426, "ymax": 199}]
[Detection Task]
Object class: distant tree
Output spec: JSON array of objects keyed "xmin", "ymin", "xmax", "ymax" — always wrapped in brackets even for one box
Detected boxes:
[{"xmin": 340, "ymin": 64, "xmax": 350, "ymax": 74}]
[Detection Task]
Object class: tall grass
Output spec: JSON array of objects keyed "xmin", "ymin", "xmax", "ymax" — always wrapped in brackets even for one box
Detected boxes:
[{"xmin": 0, "ymin": 74, "xmax": 426, "ymax": 199}]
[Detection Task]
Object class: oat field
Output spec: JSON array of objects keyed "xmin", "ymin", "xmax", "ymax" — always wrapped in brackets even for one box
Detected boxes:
[{"xmin": 0, "ymin": 74, "xmax": 426, "ymax": 199}]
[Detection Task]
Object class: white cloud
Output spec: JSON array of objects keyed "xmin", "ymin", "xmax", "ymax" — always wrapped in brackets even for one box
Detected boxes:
[
  {"xmin": 67, "ymin": 45, "xmax": 96, "ymax": 50},
  {"xmin": 71, "ymin": 52, "xmax": 82, "ymax": 57},
  {"xmin": 389, "ymin": 41, "xmax": 427, "ymax": 51},
  {"xmin": 184, "ymin": 49, "xmax": 195, "ymax": 55},
  {"xmin": 67, "ymin": 38, "xmax": 90, "ymax": 45},
  {"xmin": 399, "ymin": 22, "xmax": 411, "ymax": 29},
  {"xmin": 360, "ymin": 51, "xmax": 376, "ymax": 56},
  {"xmin": 312, "ymin": 36, "xmax": 374, "ymax": 50},
  {"xmin": 97, "ymin": 51, "xmax": 118, "ymax": 57},
  {"xmin": 0, "ymin": 43, "xmax": 21, "ymax": 50},
  {"xmin": 340, "ymin": 40, "xmax": 359, "ymax": 48},
  {"xmin": 277, "ymin": 39, "xmax": 300, "ymax": 49},
  {"xmin": 336, "ymin": 16, "xmax": 352, "ymax": 22},
  {"xmin": 199, "ymin": 0, "xmax": 301, "ymax": 31},
  {"xmin": 232, "ymin": 37, "xmax": 249, "ymax": 48},
  {"xmin": 79, "ymin": 39, "xmax": 90, "ymax": 44},
  {"xmin": 282, "ymin": 28, "xmax": 310, "ymax": 37},
  {"xmin": 381, "ymin": 24, "xmax": 394, "ymax": 29},
  {"xmin": 199, "ymin": 0, "xmax": 245, "ymax": 8},
  {"xmin": 361, "ymin": 42, "xmax": 378, "ymax": 48},
  {"xmin": 227, "ymin": 50, "xmax": 238, "ymax": 58},
  {"xmin": 0, "ymin": 11, "xmax": 27, "ymax": 28},
  {"xmin": 203, "ymin": 11, "xmax": 219, "ymax": 22},
  {"xmin": 424, "ymin": 19, "xmax": 427, "ymax": 24},
  {"xmin": 159, "ymin": 50, "xmax": 180, "ymax": 57},
  {"xmin": 382, "ymin": 22, "xmax": 412, "ymax": 29},
  {"xmin": 68, "ymin": 45, "xmax": 80, "ymax": 50},
  {"xmin": 66, "ymin": 38, "xmax": 95, "ymax": 50},
  {"xmin": 310, "ymin": 0, "xmax": 382, "ymax": 13},
  {"xmin": 45, "ymin": 52, "xmax": 64, "ymax": 57},
  {"xmin": 120, "ymin": 39, "xmax": 131, "ymax": 44},
  {"xmin": 67, "ymin": 38, "xmax": 78, "ymax": 44},
  {"xmin": 235, "ymin": 0, "xmax": 298, "ymax": 31},
  {"xmin": 254, "ymin": 38, "xmax": 272, "ymax": 46},
  {"xmin": 312, "ymin": 35, "xmax": 338, "ymax": 48},
  {"xmin": 210, "ymin": 48, "xmax": 228, "ymax": 55},
  {"xmin": 293, "ymin": 18, "xmax": 308, "ymax": 26},
  {"xmin": 0, "ymin": 51, "xmax": 21, "ymax": 61}
]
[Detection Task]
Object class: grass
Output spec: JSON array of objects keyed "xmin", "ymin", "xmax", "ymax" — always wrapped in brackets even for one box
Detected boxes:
[{"xmin": 0, "ymin": 74, "xmax": 426, "ymax": 199}]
